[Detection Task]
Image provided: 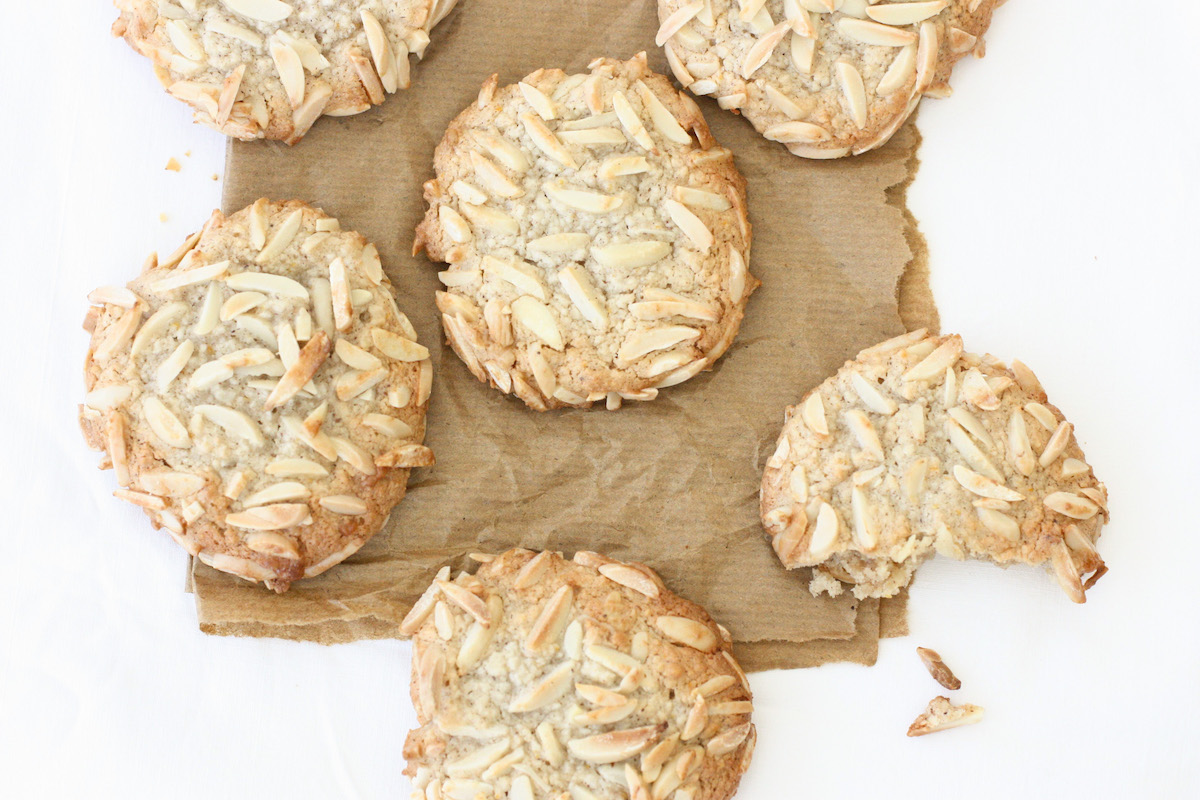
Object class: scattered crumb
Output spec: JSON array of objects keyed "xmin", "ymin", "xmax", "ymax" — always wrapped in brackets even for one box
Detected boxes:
[
  {"xmin": 165, "ymin": 157, "xmax": 182, "ymax": 172},
  {"xmin": 185, "ymin": 150, "xmax": 193, "ymax": 157},
  {"xmin": 916, "ymin": 647, "xmax": 961, "ymax": 691},
  {"xmin": 159, "ymin": 213, "xmax": 169, "ymax": 223},
  {"xmin": 212, "ymin": 174, "xmax": 220, "ymax": 181},
  {"xmin": 907, "ymin": 696, "xmax": 984, "ymax": 737}
]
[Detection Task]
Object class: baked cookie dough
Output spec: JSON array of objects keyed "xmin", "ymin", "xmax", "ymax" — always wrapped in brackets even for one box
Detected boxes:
[
  {"xmin": 414, "ymin": 53, "xmax": 757, "ymax": 410},
  {"xmin": 655, "ymin": 0, "xmax": 1000, "ymax": 158},
  {"xmin": 760, "ymin": 330, "xmax": 1108, "ymax": 602},
  {"xmin": 400, "ymin": 549, "xmax": 756, "ymax": 800},
  {"xmin": 80, "ymin": 200, "xmax": 433, "ymax": 591},
  {"xmin": 113, "ymin": 0, "xmax": 459, "ymax": 143}
]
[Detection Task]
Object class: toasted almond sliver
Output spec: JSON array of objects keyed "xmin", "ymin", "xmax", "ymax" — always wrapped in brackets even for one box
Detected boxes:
[
  {"xmin": 544, "ymin": 183, "xmax": 623, "ymax": 213},
  {"xmin": 598, "ymin": 155, "xmax": 650, "ymax": 180},
  {"xmin": 674, "ymin": 186, "xmax": 731, "ymax": 211},
  {"xmin": 265, "ymin": 458, "xmax": 329, "ymax": 478},
  {"xmin": 838, "ymin": 17, "xmax": 918, "ymax": 47},
  {"xmin": 528, "ymin": 232, "xmax": 591, "ymax": 253},
  {"xmin": 88, "ymin": 285, "xmax": 140, "ymax": 308},
  {"xmin": 226, "ymin": 271, "xmax": 309, "ymax": 300},
  {"xmin": 664, "ymin": 199, "xmax": 713, "ymax": 251},
  {"xmin": 510, "ymin": 296, "xmax": 564, "ymax": 350},
  {"xmin": 558, "ymin": 265, "xmax": 609, "ymax": 329},
  {"xmin": 335, "ymin": 338, "xmax": 382, "ymax": 371},
  {"xmin": 520, "ymin": 112, "xmax": 576, "ymax": 168},
  {"xmin": 222, "ymin": 0, "xmax": 294, "ymax": 23},
  {"xmin": 611, "ymin": 90, "xmax": 655, "ymax": 151},
  {"xmin": 269, "ymin": 36, "xmax": 305, "ymax": 107},
  {"xmin": 319, "ymin": 494, "xmax": 369, "ymax": 515},
  {"xmin": 143, "ymin": 396, "xmax": 190, "ymax": 448},
  {"xmin": 243, "ymin": 482, "xmax": 310, "ymax": 507},
  {"xmin": 264, "ymin": 330, "xmax": 331, "ymax": 411},
  {"xmin": 592, "ymin": 241, "xmax": 670, "ymax": 269},
  {"xmin": 372, "ymin": 327, "xmax": 430, "ymax": 361},
  {"xmin": 226, "ymin": 503, "xmax": 308, "ymax": 531},
  {"xmin": 742, "ymin": 22, "xmax": 790, "ymax": 78},
  {"xmin": 150, "ymin": 260, "xmax": 230, "ymax": 293},
  {"xmin": 483, "ymin": 255, "xmax": 546, "ymax": 300},
  {"xmin": 634, "ymin": 80, "xmax": 690, "ymax": 145},
  {"xmin": 518, "ymin": 81, "xmax": 556, "ymax": 120}
]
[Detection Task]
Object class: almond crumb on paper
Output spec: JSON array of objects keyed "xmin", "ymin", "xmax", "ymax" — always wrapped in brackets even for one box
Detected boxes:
[
  {"xmin": 907, "ymin": 696, "xmax": 984, "ymax": 737},
  {"xmin": 212, "ymin": 174, "xmax": 220, "ymax": 181},
  {"xmin": 165, "ymin": 157, "xmax": 182, "ymax": 172}
]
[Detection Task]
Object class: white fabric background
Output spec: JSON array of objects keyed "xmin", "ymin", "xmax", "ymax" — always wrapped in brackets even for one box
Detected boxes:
[{"xmin": 3, "ymin": 2, "xmax": 1198, "ymax": 797}]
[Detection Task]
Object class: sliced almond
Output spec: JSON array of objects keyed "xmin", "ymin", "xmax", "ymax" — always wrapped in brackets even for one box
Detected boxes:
[
  {"xmin": 617, "ymin": 326, "xmax": 699, "ymax": 363},
  {"xmin": 221, "ymin": 0, "xmax": 293, "ymax": 23},
  {"xmin": 634, "ymin": 80, "xmax": 691, "ymax": 145},
  {"xmin": 837, "ymin": 17, "xmax": 917, "ymax": 46},
  {"xmin": 952, "ymin": 465, "xmax": 1023, "ymax": 502},
  {"xmin": 654, "ymin": 616, "xmax": 717, "ymax": 652},
  {"xmin": 225, "ymin": 503, "xmax": 308, "ymax": 530},
  {"xmin": 867, "ymin": 1, "xmax": 948, "ymax": 25},
  {"xmin": 525, "ymin": 585, "xmax": 574, "ymax": 652},
  {"xmin": 264, "ymin": 330, "xmax": 330, "ymax": 411},
  {"xmin": 742, "ymin": 22, "xmax": 790, "ymax": 78},
  {"xmin": 567, "ymin": 725, "xmax": 664, "ymax": 765},
  {"xmin": 265, "ymin": 458, "xmax": 328, "ymax": 478},
  {"xmin": 558, "ymin": 265, "xmax": 609, "ymax": 329},
  {"xmin": 520, "ymin": 112, "xmax": 576, "ymax": 168},
  {"xmin": 319, "ymin": 494, "xmax": 369, "ymax": 515},
  {"xmin": 611, "ymin": 90, "xmax": 655, "ymax": 151},
  {"xmin": 597, "ymin": 563, "xmax": 660, "ymax": 598},
  {"xmin": 1044, "ymin": 492, "xmax": 1099, "ymax": 520},
  {"xmin": 509, "ymin": 662, "xmax": 575, "ymax": 712},
  {"xmin": 143, "ymin": 397, "xmax": 190, "ymax": 448},
  {"xmin": 902, "ymin": 335, "xmax": 962, "ymax": 382}
]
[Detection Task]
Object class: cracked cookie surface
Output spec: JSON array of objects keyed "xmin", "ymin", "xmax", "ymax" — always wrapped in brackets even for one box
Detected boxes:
[
  {"xmin": 760, "ymin": 329, "xmax": 1108, "ymax": 602},
  {"xmin": 401, "ymin": 549, "xmax": 755, "ymax": 800},
  {"xmin": 656, "ymin": 0, "xmax": 1000, "ymax": 158},
  {"xmin": 415, "ymin": 54, "xmax": 757, "ymax": 410},
  {"xmin": 80, "ymin": 199, "xmax": 433, "ymax": 591},
  {"xmin": 113, "ymin": 0, "xmax": 459, "ymax": 143}
]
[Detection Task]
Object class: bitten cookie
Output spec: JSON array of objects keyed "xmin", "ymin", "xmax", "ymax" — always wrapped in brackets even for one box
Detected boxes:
[
  {"xmin": 112, "ymin": 0, "xmax": 459, "ymax": 144},
  {"xmin": 80, "ymin": 200, "xmax": 433, "ymax": 591},
  {"xmin": 400, "ymin": 549, "xmax": 756, "ymax": 800},
  {"xmin": 655, "ymin": 0, "xmax": 1000, "ymax": 158},
  {"xmin": 414, "ymin": 53, "xmax": 757, "ymax": 411},
  {"xmin": 760, "ymin": 330, "xmax": 1109, "ymax": 602}
]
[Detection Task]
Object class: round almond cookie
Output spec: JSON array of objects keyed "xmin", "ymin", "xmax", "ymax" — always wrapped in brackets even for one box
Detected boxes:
[
  {"xmin": 655, "ymin": 0, "xmax": 1000, "ymax": 158},
  {"xmin": 759, "ymin": 330, "xmax": 1109, "ymax": 602},
  {"xmin": 400, "ymin": 549, "xmax": 756, "ymax": 800},
  {"xmin": 112, "ymin": 0, "xmax": 460, "ymax": 144},
  {"xmin": 414, "ymin": 53, "xmax": 757, "ymax": 411},
  {"xmin": 79, "ymin": 200, "xmax": 434, "ymax": 591}
]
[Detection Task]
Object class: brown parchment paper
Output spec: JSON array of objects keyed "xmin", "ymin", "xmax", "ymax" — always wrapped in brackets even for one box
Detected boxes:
[{"xmin": 198, "ymin": 0, "xmax": 934, "ymax": 671}]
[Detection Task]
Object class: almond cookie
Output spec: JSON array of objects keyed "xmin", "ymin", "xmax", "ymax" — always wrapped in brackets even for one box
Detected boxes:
[
  {"xmin": 414, "ymin": 53, "xmax": 757, "ymax": 411},
  {"xmin": 655, "ymin": 0, "xmax": 1000, "ymax": 158},
  {"xmin": 79, "ymin": 200, "xmax": 434, "ymax": 591},
  {"xmin": 400, "ymin": 549, "xmax": 756, "ymax": 800},
  {"xmin": 112, "ymin": 0, "xmax": 459, "ymax": 144},
  {"xmin": 760, "ymin": 330, "xmax": 1109, "ymax": 602}
]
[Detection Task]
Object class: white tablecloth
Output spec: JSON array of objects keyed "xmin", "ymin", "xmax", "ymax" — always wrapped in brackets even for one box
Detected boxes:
[{"xmin": 3, "ymin": 2, "xmax": 1198, "ymax": 797}]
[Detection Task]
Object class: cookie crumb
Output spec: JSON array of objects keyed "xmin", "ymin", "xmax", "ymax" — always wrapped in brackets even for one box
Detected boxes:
[
  {"xmin": 907, "ymin": 696, "xmax": 984, "ymax": 737},
  {"xmin": 185, "ymin": 150, "xmax": 192, "ymax": 158},
  {"xmin": 165, "ymin": 157, "xmax": 181, "ymax": 172},
  {"xmin": 159, "ymin": 213, "xmax": 169, "ymax": 223},
  {"xmin": 211, "ymin": 174, "xmax": 219, "ymax": 181},
  {"xmin": 916, "ymin": 646, "xmax": 961, "ymax": 690}
]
